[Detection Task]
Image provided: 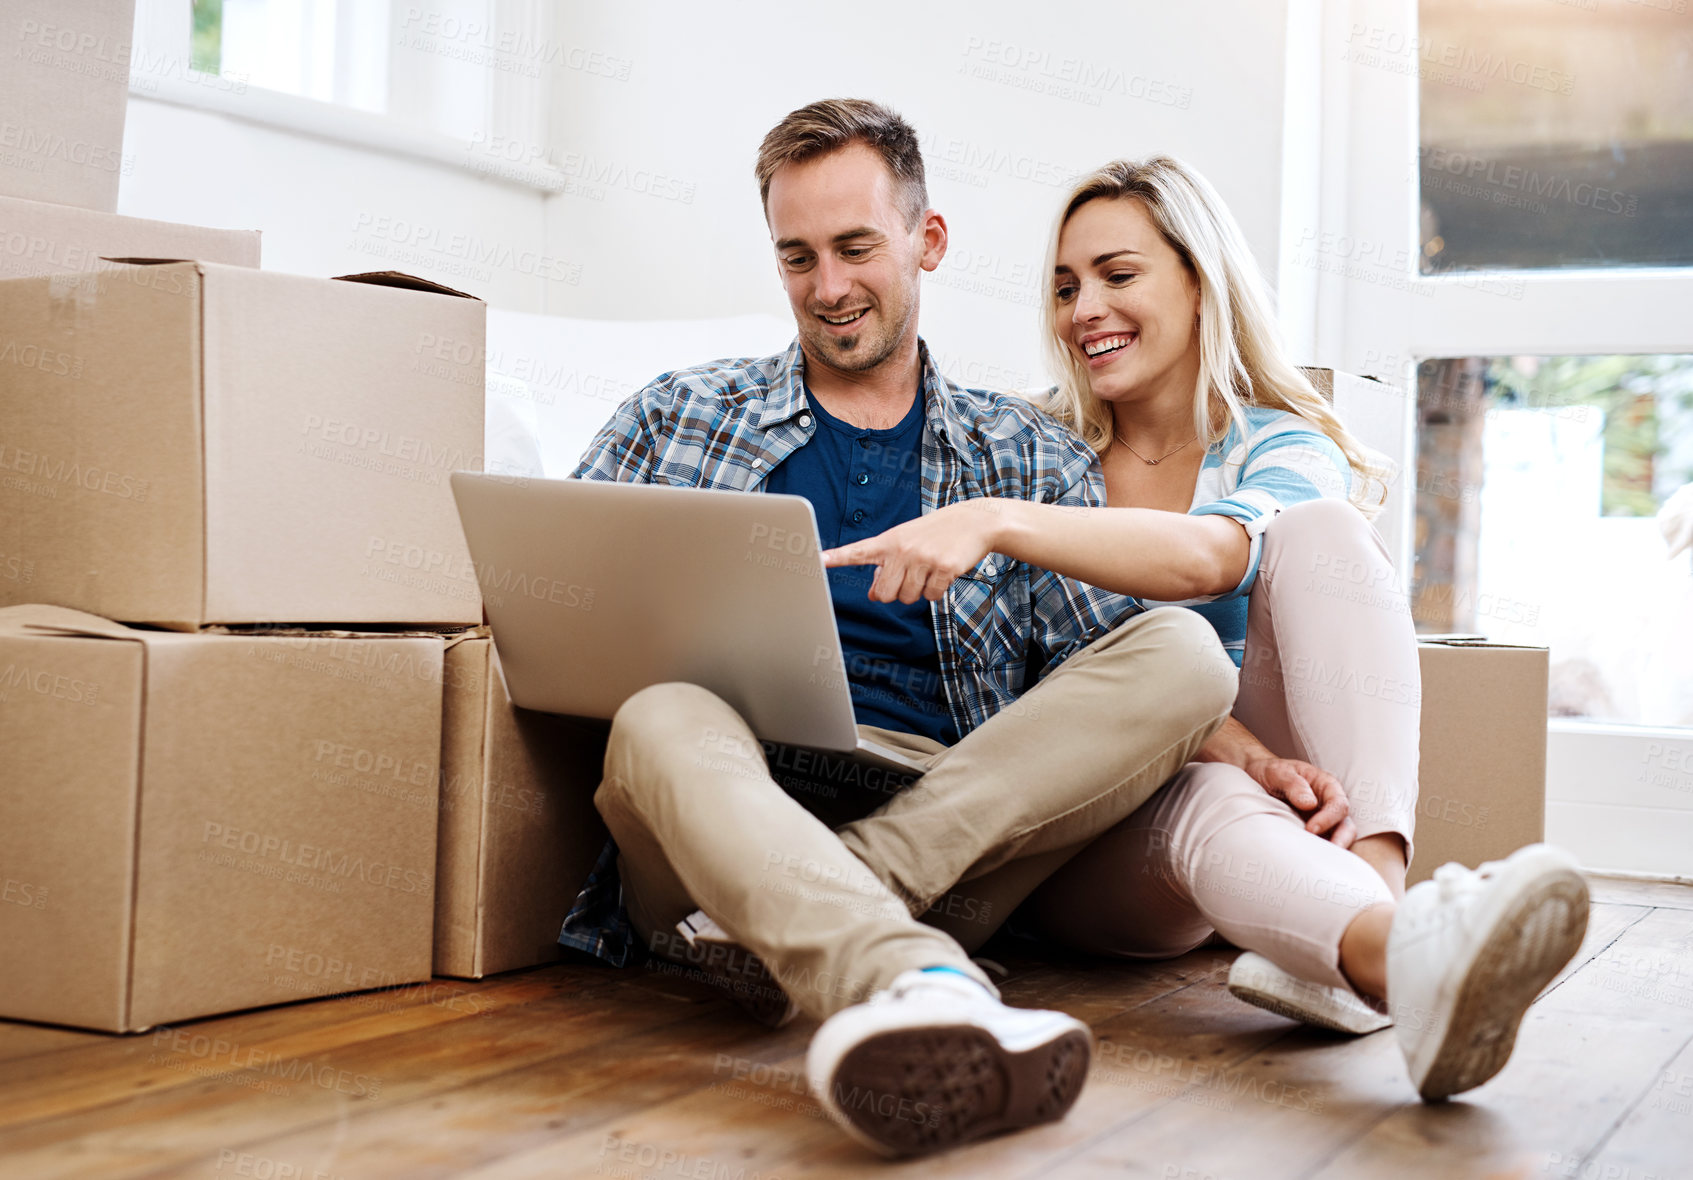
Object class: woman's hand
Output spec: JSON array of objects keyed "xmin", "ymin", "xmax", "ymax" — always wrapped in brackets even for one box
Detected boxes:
[
  {"xmin": 1242, "ymin": 755, "xmax": 1356, "ymax": 847},
  {"xmin": 821, "ymin": 499, "xmax": 1007, "ymax": 603}
]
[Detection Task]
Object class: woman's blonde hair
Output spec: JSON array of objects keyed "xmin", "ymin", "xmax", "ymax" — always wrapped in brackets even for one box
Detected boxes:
[{"xmin": 1040, "ymin": 155, "xmax": 1388, "ymax": 515}]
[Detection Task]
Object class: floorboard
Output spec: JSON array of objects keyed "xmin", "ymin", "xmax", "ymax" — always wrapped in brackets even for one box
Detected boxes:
[
  {"xmin": 1587, "ymin": 875, "xmax": 1693, "ymax": 911},
  {"xmin": 0, "ymin": 876, "xmax": 1686, "ymax": 1180},
  {"xmin": 1306, "ymin": 904, "xmax": 1693, "ymax": 1180}
]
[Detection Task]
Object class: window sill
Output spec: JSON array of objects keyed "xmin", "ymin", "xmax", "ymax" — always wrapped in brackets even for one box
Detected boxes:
[
  {"xmin": 1548, "ymin": 718, "xmax": 1693, "ymax": 740},
  {"xmin": 127, "ymin": 74, "xmax": 569, "ymax": 195}
]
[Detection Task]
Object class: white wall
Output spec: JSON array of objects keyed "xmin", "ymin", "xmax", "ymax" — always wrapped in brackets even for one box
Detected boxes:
[
  {"xmin": 112, "ymin": 1, "xmax": 1296, "ymax": 379},
  {"xmin": 542, "ymin": 0, "xmax": 1292, "ymax": 390},
  {"xmin": 116, "ymin": 96, "xmax": 555, "ymax": 311}
]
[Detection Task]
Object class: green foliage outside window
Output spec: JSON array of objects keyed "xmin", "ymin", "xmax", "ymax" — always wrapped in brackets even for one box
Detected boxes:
[
  {"xmin": 1486, "ymin": 355, "xmax": 1693, "ymax": 518},
  {"xmin": 191, "ymin": 0, "xmax": 223, "ymax": 75}
]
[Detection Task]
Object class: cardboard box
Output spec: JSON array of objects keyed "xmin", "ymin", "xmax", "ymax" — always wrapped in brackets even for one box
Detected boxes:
[
  {"xmin": 1411, "ymin": 638, "xmax": 1550, "ymax": 885},
  {"xmin": 0, "ymin": 606, "xmax": 445, "ymax": 1033},
  {"xmin": 0, "ymin": 261, "xmax": 485, "ymax": 628},
  {"xmin": 1, "ymin": 0, "xmax": 136, "ymax": 211},
  {"xmin": 435, "ymin": 633, "xmax": 608, "ymax": 978},
  {"xmin": 0, "ymin": 194, "xmax": 261, "ymax": 280},
  {"xmin": 1301, "ymin": 366, "xmax": 1392, "ymax": 404}
]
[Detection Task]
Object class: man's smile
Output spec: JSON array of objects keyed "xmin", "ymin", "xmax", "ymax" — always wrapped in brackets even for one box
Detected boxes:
[{"xmin": 818, "ymin": 308, "xmax": 870, "ymax": 330}]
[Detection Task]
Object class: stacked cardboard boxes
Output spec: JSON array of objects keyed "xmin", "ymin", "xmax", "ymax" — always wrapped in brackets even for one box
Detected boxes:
[
  {"xmin": 0, "ymin": 0, "xmax": 609, "ymax": 1032},
  {"xmin": 0, "ymin": 256, "xmax": 491, "ymax": 1031}
]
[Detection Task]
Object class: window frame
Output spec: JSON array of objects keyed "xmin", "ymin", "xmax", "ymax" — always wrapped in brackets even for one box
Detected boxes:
[
  {"xmin": 128, "ymin": 0, "xmax": 564, "ymax": 192},
  {"xmin": 1293, "ymin": 0, "xmax": 1693, "ymax": 876}
]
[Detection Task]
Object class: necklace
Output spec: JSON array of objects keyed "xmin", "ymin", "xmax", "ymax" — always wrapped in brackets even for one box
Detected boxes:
[{"xmin": 1113, "ymin": 430, "xmax": 1197, "ymax": 466}]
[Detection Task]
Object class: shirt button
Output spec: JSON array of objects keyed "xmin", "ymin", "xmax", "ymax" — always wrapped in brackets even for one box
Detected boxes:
[
  {"xmin": 852, "ymin": 509, "xmax": 866, "ymax": 525},
  {"xmin": 751, "ymin": 458, "xmax": 764, "ymax": 469},
  {"xmin": 855, "ymin": 472, "xmax": 870, "ymax": 485},
  {"xmin": 858, "ymin": 437, "xmax": 872, "ymax": 448},
  {"xmin": 799, "ymin": 414, "xmax": 812, "ymax": 428}
]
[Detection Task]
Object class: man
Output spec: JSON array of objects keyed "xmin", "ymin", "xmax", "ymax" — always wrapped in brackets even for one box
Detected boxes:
[{"xmin": 559, "ymin": 98, "xmax": 1236, "ymax": 1157}]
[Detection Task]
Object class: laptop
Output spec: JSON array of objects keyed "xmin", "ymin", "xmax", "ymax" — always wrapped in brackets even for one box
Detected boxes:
[{"xmin": 449, "ymin": 473, "xmax": 929, "ymax": 775}]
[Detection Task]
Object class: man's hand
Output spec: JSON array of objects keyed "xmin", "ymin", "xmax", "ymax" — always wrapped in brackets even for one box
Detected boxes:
[
  {"xmin": 1242, "ymin": 755, "xmax": 1355, "ymax": 847},
  {"xmin": 821, "ymin": 499, "xmax": 1007, "ymax": 604}
]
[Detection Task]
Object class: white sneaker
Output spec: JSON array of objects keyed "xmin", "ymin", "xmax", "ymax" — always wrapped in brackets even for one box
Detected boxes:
[
  {"xmin": 805, "ymin": 968, "xmax": 1091, "ymax": 1157},
  {"xmin": 1227, "ymin": 952, "xmax": 1392, "ymax": 1035},
  {"xmin": 1387, "ymin": 844, "xmax": 1589, "ymax": 1101}
]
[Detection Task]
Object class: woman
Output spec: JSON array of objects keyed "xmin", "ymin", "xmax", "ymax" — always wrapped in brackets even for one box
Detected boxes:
[{"xmin": 822, "ymin": 156, "xmax": 1589, "ymax": 1100}]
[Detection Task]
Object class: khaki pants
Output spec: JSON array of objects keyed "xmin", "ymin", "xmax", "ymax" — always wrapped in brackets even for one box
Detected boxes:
[{"xmin": 594, "ymin": 607, "xmax": 1236, "ymax": 1019}]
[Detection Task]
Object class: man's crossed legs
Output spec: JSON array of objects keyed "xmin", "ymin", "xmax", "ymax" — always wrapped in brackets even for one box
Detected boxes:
[{"xmin": 591, "ymin": 607, "xmax": 1236, "ymax": 1155}]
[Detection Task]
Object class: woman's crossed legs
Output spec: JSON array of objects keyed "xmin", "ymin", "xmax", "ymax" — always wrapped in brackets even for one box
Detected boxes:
[{"xmin": 1021, "ymin": 760, "xmax": 1392, "ymax": 995}]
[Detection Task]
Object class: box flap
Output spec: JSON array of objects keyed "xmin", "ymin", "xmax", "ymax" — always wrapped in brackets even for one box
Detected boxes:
[
  {"xmin": 0, "ymin": 605, "xmax": 143, "ymax": 642},
  {"xmin": 1418, "ymin": 635, "xmax": 1548, "ymax": 651},
  {"xmin": 1300, "ymin": 366, "xmax": 1388, "ymax": 387},
  {"xmin": 0, "ymin": 613, "xmax": 146, "ymax": 1031},
  {"xmin": 441, "ymin": 625, "xmax": 492, "ymax": 652},
  {"xmin": 434, "ymin": 637, "xmax": 492, "ymax": 977},
  {"xmin": 96, "ymin": 258, "xmax": 207, "ymax": 270},
  {"xmin": 202, "ymin": 624, "xmax": 461, "ymax": 640},
  {"xmin": 333, "ymin": 271, "xmax": 482, "ymax": 302}
]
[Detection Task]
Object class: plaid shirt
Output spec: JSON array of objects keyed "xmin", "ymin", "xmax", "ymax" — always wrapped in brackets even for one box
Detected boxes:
[{"xmin": 558, "ymin": 338, "xmax": 1140, "ymax": 965}]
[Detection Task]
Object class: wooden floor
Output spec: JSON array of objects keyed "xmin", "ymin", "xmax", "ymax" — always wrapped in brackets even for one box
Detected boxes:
[{"xmin": 3, "ymin": 875, "xmax": 1691, "ymax": 1180}]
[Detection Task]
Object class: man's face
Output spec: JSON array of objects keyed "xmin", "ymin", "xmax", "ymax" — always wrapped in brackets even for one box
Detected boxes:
[{"xmin": 765, "ymin": 144, "xmax": 944, "ymax": 376}]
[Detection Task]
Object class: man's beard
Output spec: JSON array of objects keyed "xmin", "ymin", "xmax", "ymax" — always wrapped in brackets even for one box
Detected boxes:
[{"xmin": 805, "ymin": 295, "xmax": 913, "ymax": 373}]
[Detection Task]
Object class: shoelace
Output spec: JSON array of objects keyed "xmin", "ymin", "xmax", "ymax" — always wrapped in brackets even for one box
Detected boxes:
[
  {"xmin": 1432, "ymin": 862, "xmax": 1470, "ymax": 899},
  {"xmin": 1392, "ymin": 862, "xmax": 1487, "ymax": 945},
  {"xmin": 1432, "ymin": 861, "xmax": 1495, "ymax": 903}
]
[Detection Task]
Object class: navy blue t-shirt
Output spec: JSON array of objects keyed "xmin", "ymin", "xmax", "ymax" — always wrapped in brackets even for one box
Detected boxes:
[{"xmin": 763, "ymin": 388, "xmax": 958, "ymax": 745}]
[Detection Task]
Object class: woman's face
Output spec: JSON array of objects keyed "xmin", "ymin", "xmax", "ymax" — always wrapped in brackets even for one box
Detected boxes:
[{"xmin": 1052, "ymin": 197, "xmax": 1201, "ymax": 407}]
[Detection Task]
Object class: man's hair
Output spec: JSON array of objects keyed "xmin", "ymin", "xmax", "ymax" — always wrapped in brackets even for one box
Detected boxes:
[{"xmin": 754, "ymin": 98, "xmax": 928, "ymax": 227}]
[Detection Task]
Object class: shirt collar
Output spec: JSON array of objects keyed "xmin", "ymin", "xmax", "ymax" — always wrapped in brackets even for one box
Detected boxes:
[
  {"xmin": 916, "ymin": 340, "xmax": 977, "ymax": 461},
  {"xmin": 755, "ymin": 337, "xmax": 977, "ymax": 460},
  {"xmin": 753, "ymin": 339, "xmax": 811, "ymax": 430}
]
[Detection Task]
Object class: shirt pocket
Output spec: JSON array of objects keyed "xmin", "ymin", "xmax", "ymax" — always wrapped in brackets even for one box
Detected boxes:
[{"xmin": 951, "ymin": 558, "xmax": 1030, "ymax": 671}]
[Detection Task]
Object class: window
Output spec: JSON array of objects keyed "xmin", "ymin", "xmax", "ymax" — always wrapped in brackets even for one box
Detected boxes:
[
  {"xmin": 1417, "ymin": 0, "xmax": 1693, "ymax": 273},
  {"xmin": 131, "ymin": 0, "xmax": 553, "ymax": 186},
  {"xmin": 1307, "ymin": 0, "xmax": 1693, "ymax": 874},
  {"xmin": 1413, "ymin": 353, "xmax": 1693, "ymax": 727}
]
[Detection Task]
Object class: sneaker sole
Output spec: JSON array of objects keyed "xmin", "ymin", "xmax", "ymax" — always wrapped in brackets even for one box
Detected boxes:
[
  {"xmin": 823, "ymin": 1023, "xmax": 1091, "ymax": 1156},
  {"xmin": 1227, "ymin": 969, "xmax": 1391, "ymax": 1036},
  {"xmin": 1412, "ymin": 858, "xmax": 1589, "ymax": 1101}
]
